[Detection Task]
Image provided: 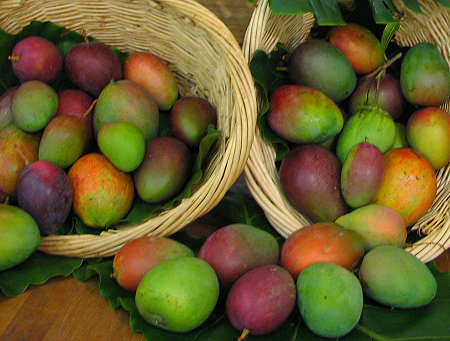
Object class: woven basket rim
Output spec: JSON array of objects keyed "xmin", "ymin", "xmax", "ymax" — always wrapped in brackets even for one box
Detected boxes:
[
  {"xmin": 242, "ymin": 0, "xmax": 450, "ymax": 263},
  {"xmin": 0, "ymin": 0, "xmax": 258, "ymax": 258}
]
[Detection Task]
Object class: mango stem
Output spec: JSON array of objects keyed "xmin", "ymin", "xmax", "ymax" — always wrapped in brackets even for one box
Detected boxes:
[
  {"xmin": 238, "ymin": 329, "xmax": 250, "ymax": 341},
  {"xmin": 82, "ymin": 99, "xmax": 97, "ymax": 120}
]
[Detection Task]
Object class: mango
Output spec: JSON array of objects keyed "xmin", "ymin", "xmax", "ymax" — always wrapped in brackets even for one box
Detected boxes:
[
  {"xmin": 279, "ymin": 144, "xmax": 349, "ymax": 223},
  {"xmin": 17, "ymin": 160, "xmax": 74, "ymax": 236},
  {"xmin": 93, "ymin": 79, "xmax": 159, "ymax": 141},
  {"xmin": 348, "ymin": 72, "xmax": 405, "ymax": 120},
  {"xmin": 0, "ymin": 87, "xmax": 17, "ymax": 131},
  {"xmin": 280, "ymin": 222, "xmax": 365, "ymax": 279},
  {"xmin": 371, "ymin": 147, "xmax": 437, "ymax": 226},
  {"xmin": 328, "ymin": 23, "xmax": 385, "ymax": 74},
  {"xmin": 113, "ymin": 236, "xmax": 195, "ymax": 292},
  {"xmin": 359, "ymin": 244, "xmax": 437, "ymax": 308},
  {"xmin": 198, "ymin": 223, "xmax": 280, "ymax": 289},
  {"xmin": 135, "ymin": 257, "xmax": 219, "ymax": 333},
  {"xmin": 226, "ymin": 265, "xmax": 296, "ymax": 336},
  {"xmin": 288, "ymin": 39, "xmax": 357, "ymax": 102},
  {"xmin": 406, "ymin": 106, "xmax": 450, "ymax": 170},
  {"xmin": 390, "ymin": 122, "xmax": 408, "ymax": 149},
  {"xmin": 68, "ymin": 153, "xmax": 134, "ymax": 228},
  {"xmin": 97, "ymin": 121, "xmax": 146, "ymax": 173},
  {"xmin": 38, "ymin": 115, "xmax": 89, "ymax": 169},
  {"xmin": 297, "ymin": 262, "xmax": 363, "ymax": 338},
  {"xmin": 11, "ymin": 80, "xmax": 58, "ymax": 133},
  {"xmin": 267, "ymin": 84, "xmax": 344, "ymax": 144},
  {"xmin": 0, "ymin": 123, "xmax": 40, "ymax": 198},
  {"xmin": 336, "ymin": 105, "xmax": 395, "ymax": 163},
  {"xmin": 335, "ymin": 204, "xmax": 407, "ymax": 251},
  {"xmin": 400, "ymin": 42, "xmax": 450, "ymax": 107},
  {"xmin": 170, "ymin": 96, "xmax": 217, "ymax": 148},
  {"xmin": 340, "ymin": 141, "xmax": 385, "ymax": 208},
  {"xmin": 123, "ymin": 52, "xmax": 179, "ymax": 111},
  {"xmin": 133, "ymin": 136, "xmax": 191, "ymax": 204},
  {"xmin": 0, "ymin": 203, "xmax": 41, "ymax": 271}
]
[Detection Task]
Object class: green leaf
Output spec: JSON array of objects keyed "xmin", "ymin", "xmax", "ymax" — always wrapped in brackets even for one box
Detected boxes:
[
  {"xmin": 249, "ymin": 43, "xmax": 289, "ymax": 94},
  {"xmin": 436, "ymin": 0, "xmax": 450, "ymax": 8},
  {"xmin": 380, "ymin": 22, "xmax": 400, "ymax": 56},
  {"xmin": 308, "ymin": 0, "xmax": 346, "ymax": 25},
  {"xmin": 366, "ymin": 0, "xmax": 401, "ymax": 23},
  {"xmin": 0, "ymin": 251, "xmax": 83, "ymax": 297},
  {"xmin": 267, "ymin": 0, "xmax": 345, "ymax": 25},
  {"xmin": 268, "ymin": 0, "xmax": 313, "ymax": 14},
  {"xmin": 401, "ymin": 0, "xmax": 425, "ymax": 13},
  {"xmin": 248, "ymin": 44, "xmax": 292, "ymax": 160}
]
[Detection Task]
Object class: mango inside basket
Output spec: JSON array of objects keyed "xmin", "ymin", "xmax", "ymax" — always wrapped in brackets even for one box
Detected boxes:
[
  {"xmin": 0, "ymin": 0, "xmax": 257, "ymax": 258},
  {"xmin": 242, "ymin": 0, "xmax": 450, "ymax": 263}
]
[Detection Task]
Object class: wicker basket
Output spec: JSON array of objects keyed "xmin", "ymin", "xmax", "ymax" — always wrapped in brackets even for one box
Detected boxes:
[
  {"xmin": 242, "ymin": 0, "xmax": 450, "ymax": 263},
  {"xmin": 0, "ymin": 0, "xmax": 257, "ymax": 258}
]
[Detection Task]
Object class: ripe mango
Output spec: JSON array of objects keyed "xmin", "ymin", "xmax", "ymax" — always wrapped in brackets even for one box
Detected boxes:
[
  {"xmin": 340, "ymin": 141, "xmax": 385, "ymax": 208},
  {"xmin": 297, "ymin": 262, "xmax": 363, "ymax": 338},
  {"xmin": 38, "ymin": 115, "xmax": 89, "ymax": 169},
  {"xmin": 123, "ymin": 52, "xmax": 179, "ymax": 111},
  {"xmin": 68, "ymin": 153, "xmax": 134, "ymax": 228},
  {"xmin": 359, "ymin": 245, "xmax": 437, "ymax": 308},
  {"xmin": 93, "ymin": 79, "xmax": 159, "ymax": 141},
  {"xmin": 400, "ymin": 42, "xmax": 450, "ymax": 107},
  {"xmin": 335, "ymin": 204, "xmax": 407, "ymax": 251},
  {"xmin": 267, "ymin": 84, "xmax": 344, "ymax": 144},
  {"xmin": 328, "ymin": 23, "xmax": 385, "ymax": 74},
  {"xmin": 406, "ymin": 106, "xmax": 450, "ymax": 170},
  {"xmin": 371, "ymin": 147, "xmax": 437, "ymax": 227},
  {"xmin": 133, "ymin": 136, "xmax": 191, "ymax": 204},
  {"xmin": 279, "ymin": 144, "xmax": 349, "ymax": 223},
  {"xmin": 0, "ymin": 123, "xmax": 40, "ymax": 197}
]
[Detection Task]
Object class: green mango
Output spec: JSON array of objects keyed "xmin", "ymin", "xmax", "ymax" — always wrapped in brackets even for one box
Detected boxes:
[
  {"xmin": 390, "ymin": 122, "xmax": 408, "ymax": 149},
  {"xmin": 0, "ymin": 203, "xmax": 41, "ymax": 271},
  {"xmin": 135, "ymin": 257, "xmax": 219, "ymax": 333},
  {"xmin": 400, "ymin": 42, "xmax": 450, "ymax": 107},
  {"xmin": 359, "ymin": 245, "xmax": 437, "ymax": 308},
  {"xmin": 336, "ymin": 106, "xmax": 395, "ymax": 163},
  {"xmin": 297, "ymin": 261, "xmax": 363, "ymax": 338}
]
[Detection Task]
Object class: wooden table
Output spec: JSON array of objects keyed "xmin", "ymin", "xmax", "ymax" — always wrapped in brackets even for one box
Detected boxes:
[{"xmin": 1, "ymin": 1, "xmax": 449, "ymax": 340}]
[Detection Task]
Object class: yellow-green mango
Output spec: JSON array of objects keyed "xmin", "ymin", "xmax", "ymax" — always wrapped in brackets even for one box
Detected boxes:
[
  {"xmin": 335, "ymin": 204, "xmax": 407, "ymax": 251},
  {"xmin": 359, "ymin": 245, "xmax": 437, "ymax": 308},
  {"xmin": 400, "ymin": 42, "xmax": 450, "ymax": 107}
]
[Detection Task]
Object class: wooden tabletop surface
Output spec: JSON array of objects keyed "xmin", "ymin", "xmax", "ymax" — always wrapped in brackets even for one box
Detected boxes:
[{"xmin": 1, "ymin": 1, "xmax": 449, "ymax": 341}]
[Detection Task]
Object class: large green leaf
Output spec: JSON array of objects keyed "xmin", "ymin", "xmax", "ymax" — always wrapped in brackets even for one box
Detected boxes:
[{"xmin": 0, "ymin": 251, "xmax": 83, "ymax": 297}]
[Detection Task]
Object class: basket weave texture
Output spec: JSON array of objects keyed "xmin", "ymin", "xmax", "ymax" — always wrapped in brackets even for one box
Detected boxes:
[
  {"xmin": 0, "ymin": 0, "xmax": 257, "ymax": 258},
  {"xmin": 242, "ymin": 0, "xmax": 450, "ymax": 263}
]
